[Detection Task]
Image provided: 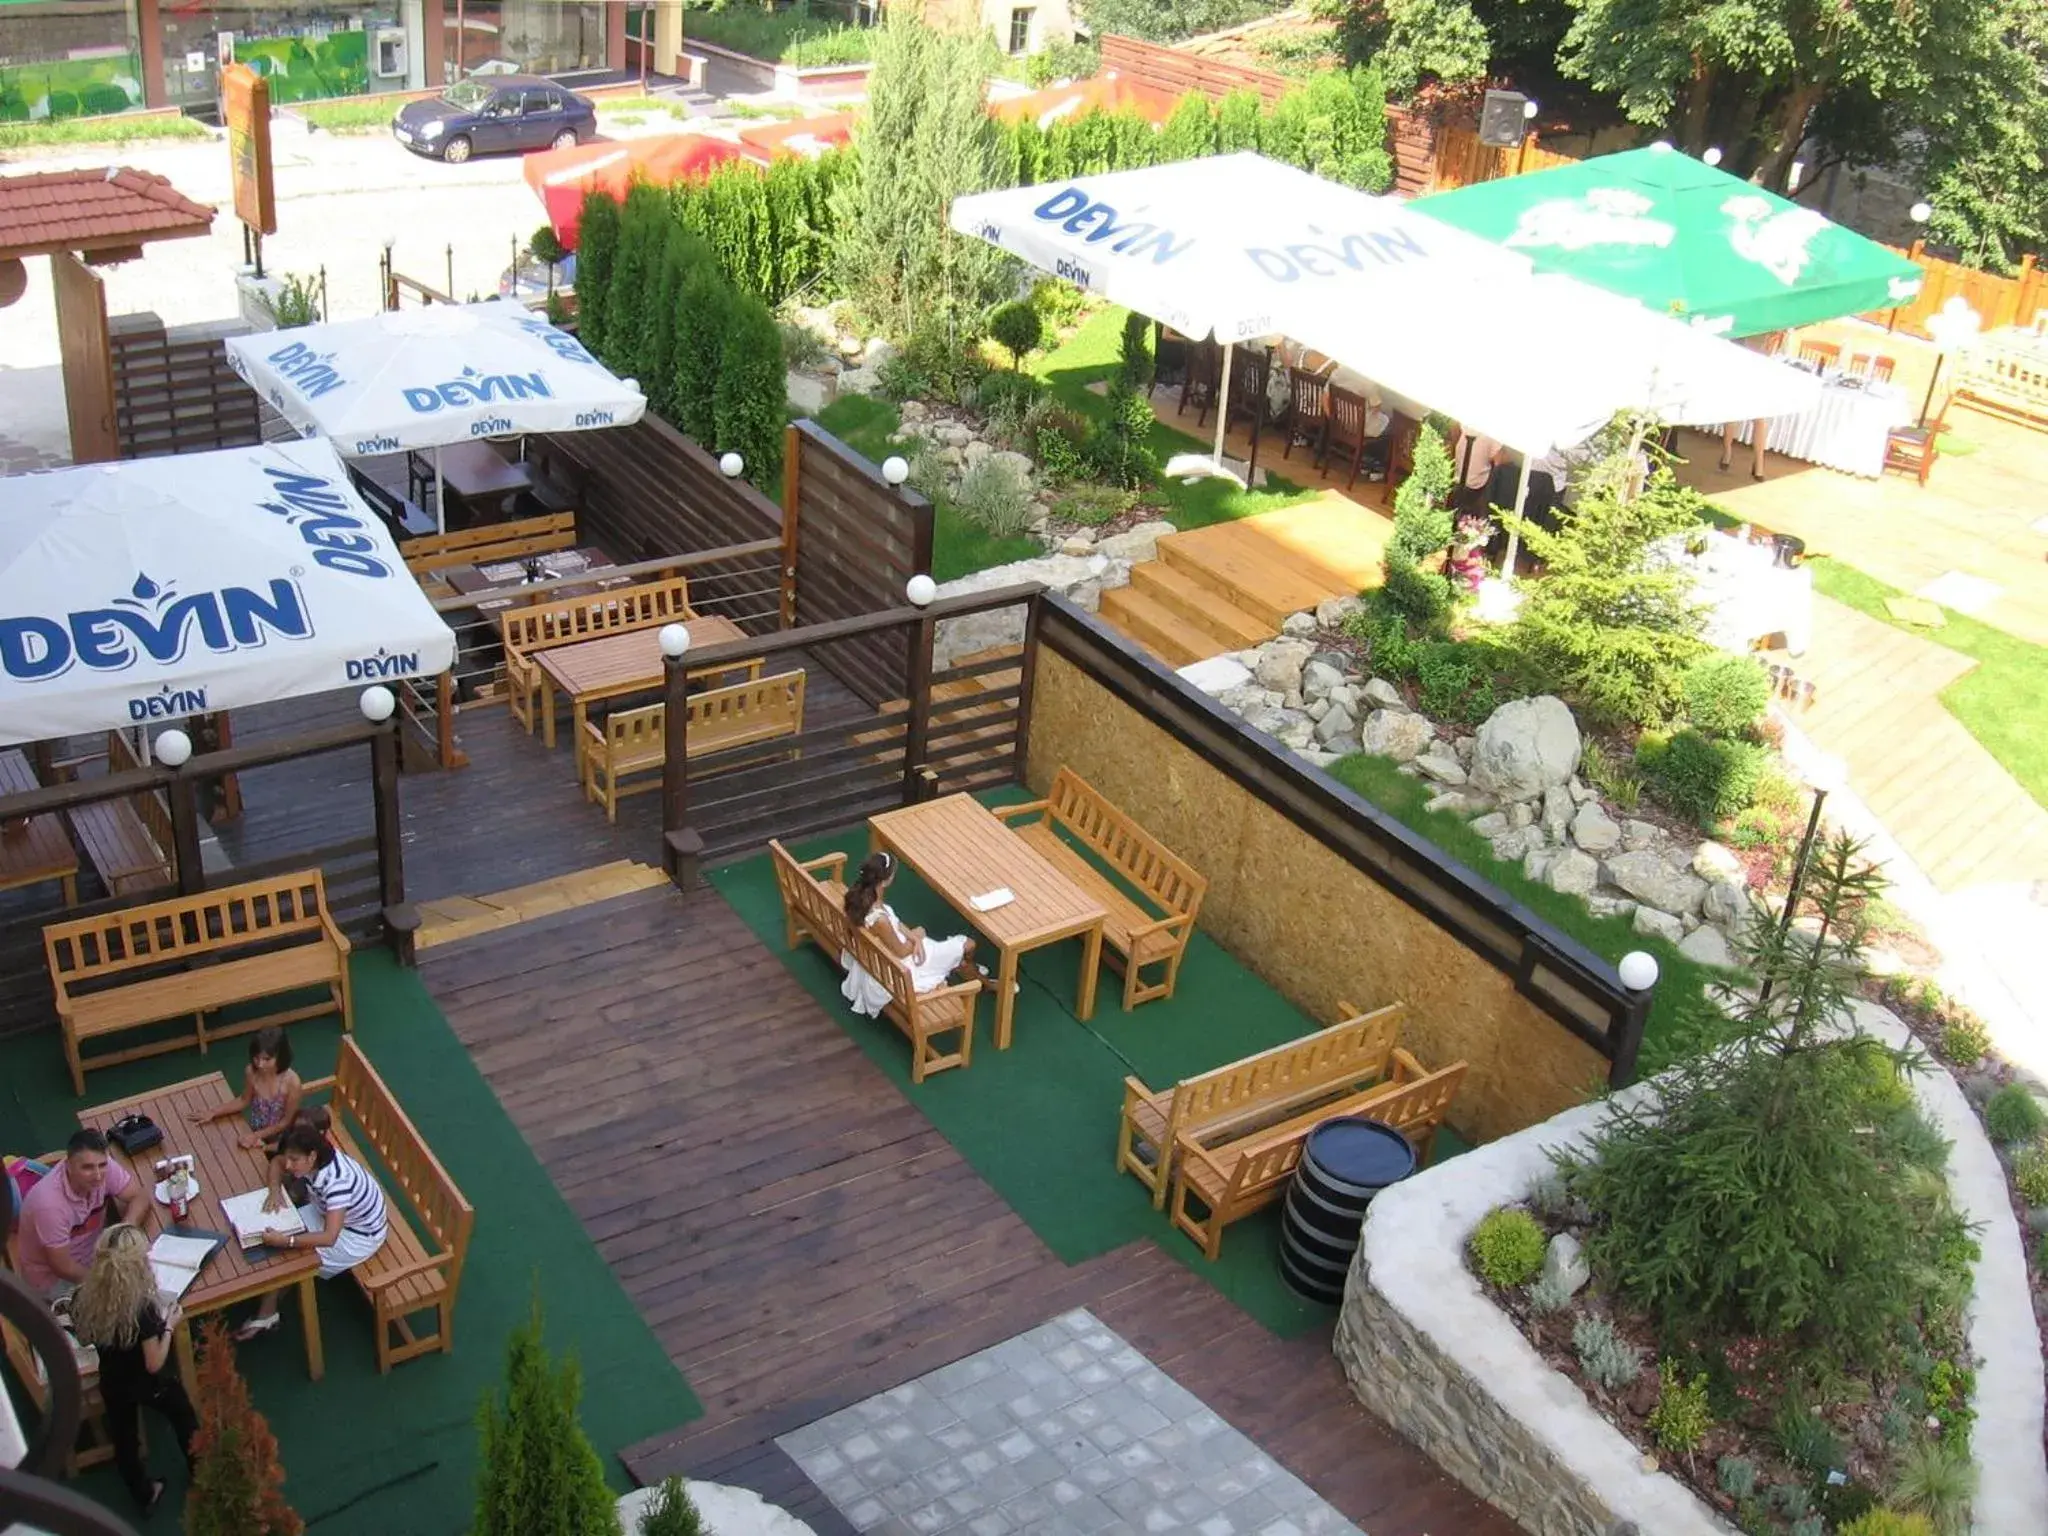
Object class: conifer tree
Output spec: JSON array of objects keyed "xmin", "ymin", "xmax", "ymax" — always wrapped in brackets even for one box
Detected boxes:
[
  {"xmin": 185, "ymin": 1320, "xmax": 302, "ymax": 1536},
  {"xmin": 473, "ymin": 1293, "xmax": 621, "ymax": 1536}
]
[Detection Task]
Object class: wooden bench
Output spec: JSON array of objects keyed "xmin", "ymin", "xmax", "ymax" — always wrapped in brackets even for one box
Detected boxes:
[
  {"xmin": 501, "ymin": 575, "xmax": 694, "ymax": 736},
  {"xmin": 1169, "ymin": 1049, "xmax": 1468, "ymax": 1260},
  {"xmin": 399, "ymin": 510, "xmax": 576, "ymax": 577},
  {"xmin": 42, "ymin": 870, "xmax": 352, "ymax": 1095},
  {"xmin": 580, "ymin": 669, "xmax": 806, "ymax": 822},
  {"xmin": 298, "ymin": 1039, "xmax": 473, "ymax": 1373},
  {"xmin": 769, "ymin": 839, "xmax": 981, "ymax": 1083},
  {"xmin": 65, "ymin": 731, "xmax": 176, "ymax": 898},
  {"xmin": 995, "ymin": 768, "xmax": 1206, "ymax": 1009},
  {"xmin": 1117, "ymin": 1000, "xmax": 1405, "ymax": 1208}
]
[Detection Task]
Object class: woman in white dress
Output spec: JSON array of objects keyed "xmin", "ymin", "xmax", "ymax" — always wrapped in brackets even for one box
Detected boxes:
[{"xmin": 840, "ymin": 851, "xmax": 980, "ymax": 1017}]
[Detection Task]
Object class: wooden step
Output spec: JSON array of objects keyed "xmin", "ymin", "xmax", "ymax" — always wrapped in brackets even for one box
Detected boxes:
[
  {"xmin": 1097, "ymin": 586, "xmax": 1217, "ymax": 667},
  {"xmin": 1129, "ymin": 561, "xmax": 1273, "ymax": 650},
  {"xmin": 1156, "ymin": 533, "xmax": 1338, "ymax": 629}
]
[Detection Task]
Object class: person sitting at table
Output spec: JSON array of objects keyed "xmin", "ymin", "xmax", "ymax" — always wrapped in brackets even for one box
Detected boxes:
[
  {"xmin": 1719, "ymin": 330, "xmax": 1789, "ymax": 480},
  {"xmin": 69, "ymin": 1223, "xmax": 198, "ymax": 1516},
  {"xmin": 187, "ymin": 1026, "xmax": 302, "ymax": 1152},
  {"xmin": 235, "ymin": 1120, "xmax": 387, "ymax": 1341},
  {"xmin": 14, "ymin": 1129, "xmax": 150, "ymax": 1299},
  {"xmin": 1455, "ymin": 431, "xmax": 1505, "ymax": 513},
  {"xmin": 838, "ymin": 851, "xmax": 983, "ymax": 1017}
]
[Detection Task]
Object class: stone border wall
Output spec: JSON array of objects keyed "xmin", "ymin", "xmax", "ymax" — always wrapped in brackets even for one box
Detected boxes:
[{"xmin": 1334, "ymin": 999, "xmax": 2048, "ymax": 1536}]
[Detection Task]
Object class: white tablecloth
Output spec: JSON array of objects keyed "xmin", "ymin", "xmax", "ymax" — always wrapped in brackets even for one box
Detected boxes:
[
  {"xmin": 1655, "ymin": 531, "xmax": 1814, "ymax": 656},
  {"xmin": 1722, "ymin": 375, "xmax": 1912, "ymax": 478}
]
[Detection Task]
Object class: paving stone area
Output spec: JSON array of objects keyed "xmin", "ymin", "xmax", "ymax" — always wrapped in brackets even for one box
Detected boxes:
[{"xmin": 777, "ymin": 1309, "xmax": 1363, "ymax": 1536}]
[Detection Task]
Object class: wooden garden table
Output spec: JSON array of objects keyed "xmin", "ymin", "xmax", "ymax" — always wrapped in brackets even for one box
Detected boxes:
[
  {"xmin": 0, "ymin": 749, "xmax": 77, "ymax": 907},
  {"xmin": 532, "ymin": 614, "xmax": 754, "ymax": 751},
  {"xmin": 79, "ymin": 1074, "xmax": 324, "ymax": 1398},
  {"xmin": 868, "ymin": 795, "xmax": 1106, "ymax": 1051}
]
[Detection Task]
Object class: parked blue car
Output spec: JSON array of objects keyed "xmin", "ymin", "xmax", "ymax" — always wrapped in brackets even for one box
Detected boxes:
[{"xmin": 392, "ymin": 76, "xmax": 596, "ymax": 165}]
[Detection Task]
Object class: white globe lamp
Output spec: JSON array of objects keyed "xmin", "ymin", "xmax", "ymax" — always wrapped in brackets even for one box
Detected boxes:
[
  {"xmin": 153, "ymin": 728, "xmax": 193, "ymax": 768},
  {"xmin": 1910, "ymin": 201, "xmax": 1933, "ymax": 225},
  {"xmin": 1618, "ymin": 951, "xmax": 1659, "ymax": 992},
  {"xmin": 1521, "ymin": 99, "xmax": 1539, "ymax": 121},
  {"xmin": 905, "ymin": 574, "xmax": 937, "ymax": 607},
  {"xmin": 658, "ymin": 622, "xmax": 691, "ymax": 659},
  {"xmin": 882, "ymin": 455, "xmax": 910, "ymax": 486},
  {"xmin": 1702, "ymin": 146, "xmax": 1722, "ymax": 167},
  {"xmin": 718, "ymin": 451, "xmax": 744, "ymax": 478},
  {"xmin": 358, "ymin": 685, "xmax": 396, "ymax": 723}
]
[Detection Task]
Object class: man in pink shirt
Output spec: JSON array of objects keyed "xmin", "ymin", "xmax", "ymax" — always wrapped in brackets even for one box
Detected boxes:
[{"xmin": 16, "ymin": 1129, "xmax": 149, "ymax": 1297}]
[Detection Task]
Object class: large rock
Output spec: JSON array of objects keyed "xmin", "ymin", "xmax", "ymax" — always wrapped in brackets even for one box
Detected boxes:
[
  {"xmin": 1677, "ymin": 925, "xmax": 1736, "ymax": 968},
  {"xmin": 1701, "ymin": 878, "xmax": 1750, "ymax": 927},
  {"xmin": 1316, "ymin": 594, "xmax": 1366, "ymax": 629},
  {"xmin": 1425, "ymin": 790, "xmax": 1489, "ymax": 816},
  {"xmin": 1691, "ymin": 841, "xmax": 1744, "ymax": 883},
  {"xmin": 1523, "ymin": 847, "xmax": 1558, "ymax": 884},
  {"xmin": 1469, "ymin": 696, "xmax": 1582, "ymax": 803},
  {"xmin": 1254, "ymin": 638, "xmax": 1315, "ymax": 695},
  {"xmin": 1571, "ymin": 802, "xmax": 1622, "ymax": 854},
  {"xmin": 836, "ymin": 364, "xmax": 883, "ymax": 396},
  {"xmin": 1314, "ymin": 704, "xmax": 1357, "ymax": 747},
  {"xmin": 785, "ymin": 369, "xmax": 832, "ymax": 415},
  {"xmin": 1491, "ymin": 828, "xmax": 1538, "ymax": 862},
  {"xmin": 1281, "ymin": 610, "xmax": 1318, "ymax": 638},
  {"xmin": 1546, "ymin": 848, "xmax": 1600, "ymax": 897},
  {"xmin": 1621, "ymin": 818, "xmax": 1664, "ymax": 853},
  {"xmin": 1587, "ymin": 895, "xmax": 1637, "ymax": 921},
  {"xmin": 1302, "ymin": 660, "xmax": 1345, "ymax": 703},
  {"xmin": 1362, "ymin": 677, "xmax": 1404, "ymax": 710},
  {"xmin": 932, "ymin": 553, "xmax": 1127, "ymax": 667},
  {"xmin": 1541, "ymin": 785, "xmax": 1573, "ymax": 841},
  {"xmin": 1094, "ymin": 518, "xmax": 1175, "ymax": 563},
  {"xmin": 1415, "ymin": 750, "xmax": 1467, "ymax": 786},
  {"xmin": 1541, "ymin": 1232, "xmax": 1590, "ymax": 1298},
  {"xmin": 1470, "ymin": 812, "xmax": 1511, "ymax": 838},
  {"xmin": 1362, "ymin": 708, "xmax": 1435, "ymax": 762},
  {"xmin": 1604, "ymin": 851, "xmax": 1708, "ymax": 917},
  {"xmin": 1632, "ymin": 906, "xmax": 1685, "ymax": 943}
]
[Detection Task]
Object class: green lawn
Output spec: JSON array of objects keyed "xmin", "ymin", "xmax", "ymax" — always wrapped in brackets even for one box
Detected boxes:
[
  {"xmin": 1805, "ymin": 558, "xmax": 2048, "ymax": 811},
  {"xmin": 0, "ymin": 114, "xmax": 208, "ymax": 149},
  {"xmin": 1326, "ymin": 754, "xmax": 1725, "ymax": 1077},
  {"xmin": 683, "ymin": 1, "xmax": 875, "ymax": 65},
  {"xmin": 293, "ymin": 96, "xmax": 404, "ymax": 132}
]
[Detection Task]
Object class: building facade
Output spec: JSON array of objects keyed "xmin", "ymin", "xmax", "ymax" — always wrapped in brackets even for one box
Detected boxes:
[{"xmin": 1, "ymin": 0, "xmax": 625, "ymax": 119}]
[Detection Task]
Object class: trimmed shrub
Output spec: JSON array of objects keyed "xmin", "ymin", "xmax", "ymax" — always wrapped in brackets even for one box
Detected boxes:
[
  {"xmin": 713, "ymin": 292, "xmax": 788, "ymax": 489},
  {"xmin": 988, "ymin": 301, "xmax": 1044, "ymax": 368},
  {"xmin": 1118, "ymin": 309, "xmax": 1154, "ymax": 387},
  {"xmin": 1682, "ymin": 653, "xmax": 1772, "ymax": 737},
  {"xmin": 1838, "ymin": 1514, "xmax": 1936, "ymax": 1536},
  {"xmin": 1647, "ymin": 1360, "xmax": 1711, "ymax": 1455},
  {"xmin": 530, "ymin": 223, "xmax": 565, "ymax": 266},
  {"xmin": 636, "ymin": 1475, "xmax": 704, "ymax": 1536},
  {"xmin": 670, "ymin": 262, "xmax": 729, "ymax": 445},
  {"xmin": 1085, "ymin": 377, "xmax": 1156, "ymax": 489},
  {"xmin": 1983, "ymin": 1082, "xmax": 2047, "ymax": 1144},
  {"xmin": 1636, "ymin": 727, "xmax": 1766, "ymax": 826},
  {"xmin": 1028, "ymin": 276, "xmax": 1086, "ymax": 329},
  {"xmin": 185, "ymin": 1321, "xmax": 301, "ymax": 1536},
  {"xmin": 474, "ymin": 1294, "xmax": 622, "ymax": 1536},
  {"xmin": 1467, "ymin": 1207, "xmax": 1545, "ymax": 1287},
  {"xmin": 1156, "ymin": 91, "xmax": 1217, "ymax": 162},
  {"xmin": 2014, "ymin": 1141, "xmax": 2048, "ymax": 1205},
  {"xmin": 572, "ymin": 190, "xmax": 622, "ymax": 359}
]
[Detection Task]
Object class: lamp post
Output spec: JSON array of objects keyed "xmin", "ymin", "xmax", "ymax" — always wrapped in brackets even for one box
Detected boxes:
[
  {"xmin": 1515, "ymin": 98, "xmax": 1539, "ymax": 174},
  {"xmin": 1757, "ymin": 754, "xmax": 1845, "ymax": 1005}
]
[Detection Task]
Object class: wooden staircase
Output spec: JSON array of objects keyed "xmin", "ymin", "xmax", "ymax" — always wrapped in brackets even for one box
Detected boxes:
[{"xmin": 1098, "ymin": 494, "xmax": 1395, "ymax": 667}]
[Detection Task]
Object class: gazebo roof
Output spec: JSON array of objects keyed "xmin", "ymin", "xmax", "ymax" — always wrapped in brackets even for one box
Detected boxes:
[{"xmin": 0, "ymin": 166, "xmax": 215, "ymax": 264}]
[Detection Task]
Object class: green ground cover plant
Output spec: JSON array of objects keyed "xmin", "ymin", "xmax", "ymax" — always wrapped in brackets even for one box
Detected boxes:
[
  {"xmin": 684, "ymin": 0, "xmax": 876, "ymax": 65},
  {"xmin": 0, "ymin": 113, "xmax": 207, "ymax": 148}
]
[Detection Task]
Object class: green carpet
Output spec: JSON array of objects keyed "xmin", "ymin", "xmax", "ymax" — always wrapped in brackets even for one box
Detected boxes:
[
  {"xmin": 711, "ymin": 791, "xmax": 1469, "ymax": 1341},
  {"xmin": 1, "ymin": 952, "xmax": 698, "ymax": 1535}
]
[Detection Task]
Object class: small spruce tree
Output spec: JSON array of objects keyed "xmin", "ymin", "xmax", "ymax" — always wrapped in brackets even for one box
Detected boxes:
[
  {"xmin": 1380, "ymin": 423, "xmax": 1457, "ymax": 625},
  {"xmin": 185, "ymin": 1319, "xmax": 303, "ymax": 1536},
  {"xmin": 473, "ymin": 1293, "xmax": 622, "ymax": 1536},
  {"xmin": 635, "ymin": 1476, "xmax": 704, "ymax": 1536}
]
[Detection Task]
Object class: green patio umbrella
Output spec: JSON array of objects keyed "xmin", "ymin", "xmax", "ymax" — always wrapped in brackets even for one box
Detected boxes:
[{"xmin": 1410, "ymin": 145, "xmax": 1924, "ymax": 339}]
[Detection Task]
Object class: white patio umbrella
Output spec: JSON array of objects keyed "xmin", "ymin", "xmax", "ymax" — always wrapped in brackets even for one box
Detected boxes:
[
  {"xmin": 951, "ymin": 155, "xmax": 1819, "ymax": 545},
  {"xmin": 0, "ymin": 440, "xmax": 457, "ymax": 745},
  {"xmin": 224, "ymin": 298, "xmax": 647, "ymax": 532}
]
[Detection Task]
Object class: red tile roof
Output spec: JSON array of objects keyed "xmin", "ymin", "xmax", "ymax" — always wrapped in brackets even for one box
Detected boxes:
[{"xmin": 0, "ymin": 166, "xmax": 215, "ymax": 261}]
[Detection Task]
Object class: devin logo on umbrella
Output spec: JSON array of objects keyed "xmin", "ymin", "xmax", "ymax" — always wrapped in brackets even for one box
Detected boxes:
[{"xmin": 0, "ymin": 573, "xmax": 314, "ymax": 683}]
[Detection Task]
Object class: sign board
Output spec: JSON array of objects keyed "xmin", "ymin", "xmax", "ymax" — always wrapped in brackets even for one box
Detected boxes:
[
  {"xmin": 1478, "ymin": 90, "xmax": 1531, "ymax": 149},
  {"xmin": 220, "ymin": 63, "xmax": 276, "ymax": 237},
  {"xmin": 184, "ymin": 50, "xmax": 207, "ymax": 72}
]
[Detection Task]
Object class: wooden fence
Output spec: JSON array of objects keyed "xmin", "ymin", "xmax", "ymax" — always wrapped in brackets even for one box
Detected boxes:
[
  {"xmin": 109, "ymin": 315, "xmax": 264, "ymax": 460},
  {"xmin": 1870, "ymin": 247, "xmax": 2046, "ymax": 341},
  {"xmin": 1426, "ymin": 123, "xmax": 1579, "ymax": 193}
]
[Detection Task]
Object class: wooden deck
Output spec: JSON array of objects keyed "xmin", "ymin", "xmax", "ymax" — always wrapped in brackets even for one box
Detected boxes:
[{"xmin": 419, "ymin": 884, "xmax": 1518, "ymax": 1536}]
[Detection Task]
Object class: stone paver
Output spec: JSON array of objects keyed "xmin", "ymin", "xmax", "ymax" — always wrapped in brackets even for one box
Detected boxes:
[{"xmin": 776, "ymin": 1310, "xmax": 1363, "ymax": 1536}]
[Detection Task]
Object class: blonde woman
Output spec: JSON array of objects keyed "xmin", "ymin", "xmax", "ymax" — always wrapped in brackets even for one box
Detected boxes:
[{"xmin": 68, "ymin": 1223, "xmax": 198, "ymax": 1514}]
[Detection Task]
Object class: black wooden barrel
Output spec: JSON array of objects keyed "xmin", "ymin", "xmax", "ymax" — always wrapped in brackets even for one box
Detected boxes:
[{"xmin": 1280, "ymin": 1117, "xmax": 1417, "ymax": 1303}]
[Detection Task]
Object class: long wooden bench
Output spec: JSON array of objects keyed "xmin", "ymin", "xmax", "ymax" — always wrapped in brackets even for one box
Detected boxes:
[
  {"xmin": 580, "ymin": 670, "xmax": 806, "ymax": 822},
  {"xmin": 42, "ymin": 870, "xmax": 352, "ymax": 1095},
  {"xmin": 995, "ymin": 768, "xmax": 1206, "ymax": 1009},
  {"xmin": 501, "ymin": 575, "xmax": 694, "ymax": 736},
  {"xmin": 298, "ymin": 1039, "xmax": 473, "ymax": 1373},
  {"xmin": 399, "ymin": 510, "xmax": 576, "ymax": 577},
  {"xmin": 770, "ymin": 839, "xmax": 981, "ymax": 1083},
  {"xmin": 1169, "ymin": 1049, "xmax": 1468, "ymax": 1260},
  {"xmin": 1117, "ymin": 1000, "xmax": 1405, "ymax": 1208},
  {"xmin": 68, "ymin": 731, "xmax": 176, "ymax": 898}
]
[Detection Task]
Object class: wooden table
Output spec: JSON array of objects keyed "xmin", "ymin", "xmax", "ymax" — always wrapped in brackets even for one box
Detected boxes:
[
  {"xmin": 410, "ymin": 441, "xmax": 534, "ymax": 517},
  {"xmin": 0, "ymin": 748, "xmax": 77, "ymax": 907},
  {"xmin": 442, "ymin": 546, "xmax": 622, "ymax": 615},
  {"xmin": 80, "ymin": 1074, "xmax": 324, "ymax": 1398},
  {"xmin": 868, "ymin": 795, "xmax": 1106, "ymax": 1051},
  {"xmin": 533, "ymin": 614, "xmax": 752, "ymax": 751}
]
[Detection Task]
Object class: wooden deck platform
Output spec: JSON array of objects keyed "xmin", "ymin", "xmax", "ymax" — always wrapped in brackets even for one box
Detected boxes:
[{"xmin": 419, "ymin": 884, "xmax": 1517, "ymax": 1536}]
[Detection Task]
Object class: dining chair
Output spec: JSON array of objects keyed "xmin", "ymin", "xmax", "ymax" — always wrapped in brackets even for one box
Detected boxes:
[
  {"xmin": 1869, "ymin": 355, "xmax": 1897, "ymax": 384},
  {"xmin": 1282, "ymin": 372, "xmax": 1328, "ymax": 460},
  {"xmin": 1154, "ymin": 324, "xmax": 1189, "ymax": 390},
  {"xmin": 1318, "ymin": 386, "xmax": 1371, "ymax": 488},
  {"xmin": 1796, "ymin": 339, "xmax": 1842, "ymax": 370},
  {"xmin": 1177, "ymin": 337, "xmax": 1220, "ymax": 421},
  {"xmin": 1883, "ymin": 423, "xmax": 1940, "ymax": 487},
  {"xmin": 1221, "ymin": 347, "xmax": 1268, "ymax": 464},
  {"xmin": 1381, "ymin": 414, "xmax": 1421, "ymax": 500}
]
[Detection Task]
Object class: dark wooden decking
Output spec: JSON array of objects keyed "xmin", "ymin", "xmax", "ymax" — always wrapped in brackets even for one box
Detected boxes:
[{"xmin": 419, "ymin": 883, "xmax": 1518, "ymax": 1536}]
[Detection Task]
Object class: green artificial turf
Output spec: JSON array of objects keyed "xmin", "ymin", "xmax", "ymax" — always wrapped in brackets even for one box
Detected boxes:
[
  {"xmin": 1325, "ymin": 753, "xmax": 1725, "ymax": 1077},
  {"xmin": 709, "ymin": 787, "xmax": 1470, "ymax": 1340},
  {"xmin": 1804, "ymin": 557, "xmax": 2048, "ymax": 812},
  {"xmin": 0, "ymin": 952, "xmax": 697, "ymax": 1536}
]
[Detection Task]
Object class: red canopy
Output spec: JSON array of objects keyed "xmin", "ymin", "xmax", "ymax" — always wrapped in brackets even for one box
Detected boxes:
[
  {"xmin": 734, "ymin": 112, "xmax": 855, "ymax": 168},
  {"xmin": 988, "ymin": 75, "xmax": 1182, "ymax": 129},
  {"xmin": 524, "ymin": 134, "xmax": 743, "ymax": 248}
]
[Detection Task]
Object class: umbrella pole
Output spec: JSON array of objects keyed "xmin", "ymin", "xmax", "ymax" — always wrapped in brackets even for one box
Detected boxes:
[
  {"xmin": 435, "ymin": 445, "xmax": 446, "ymax": 536},
  {"xmin": 1211, "ymin": 341, "xmax": 1233, "ymax": 468},
  {"xmin": 1500, "ymin": 456, "xmax": 1535, "ymax": 578}
]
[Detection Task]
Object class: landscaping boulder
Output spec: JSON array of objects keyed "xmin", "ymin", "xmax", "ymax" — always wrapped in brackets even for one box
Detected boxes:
[
  {"xmin": 1470, "ymin": 812, "xmax": 1510, "ymax": 838},
  {"xmin": 1314, "ymin": 704, "xmax": 1357, "ymax": 747},
  {"xmin": 1095, "ymin": 519, "xmax": 1175, "ymax": 563},
  {"xmin": 837, "ymin": 364, "xmax": 883, "ymax": 396},
  {"xmin": 1632, "ymin": 906, "xmax": 1684, "ymax": 943},
  {"xmin": 1281, "ymin": 610, "xmax": 1318, "ymax": 638},
  {"xmin": 932, "ymin": 553, "xmax": 1127, "ymax": 667},
  {"xmin": 1363, "ymin": 677, "xmax": 1404, "ymax": 710},
  {"xmin": 1604, "ymin": 851, "xmax": 1707, "ymax": 916},
  {"xmin": 1470, "ymin": 696, "xmax": 1581, "ymax": 803},
  {"xmin": 1315, "ymin": 594, "xmax": 1366, "ymax": 628},
  {"xmin": 1415, "ymin": 749, "xmax": 1467, "ymax": 786},
  {"xmin": 1571, "ymin": 802, "xmax": 1622, "ymax": 854},
  {"xmin": 1569, "ymin": 776, "xmax": 1596, "ymax": 804},
  {"xmin": 1690, "ymin": 841, "xmax": 1744, "ymax": 883},
  {"xmin": 1362, "ymin": 708, "xmax": 1434, "ymax": 762},
  {"xmin": 1302, "ymin": 660, "xmax": 1345, "ymax": 703},
  {"xmin": 1621, "ymin": 818, "xmax": 1663, "ymax": 852},
  {"xmin": 1254, "ymin": 639, "xmax": 1314, "ymax": 695},
  {"xmin": 1183, "ymin": 657, "xmax": 1252, "ymax": 697},
  {"xmin": 1425, "ymin": 790, "xmax": 1488, "ymax": 816},
  {"xmin": 1541, "ymin": 785, "xmax": 1573, "ymax": 841},
  {"xmin": 1508, "ymin": 802, "xmax": 1535, "ymax": 830},
  {"xmin": 1491, "ymin": 828, "xmax": 1538, "ymax": 862},
  {"xmin": 1586, "ymin": 895, "xmax": 1637, "ymax": 921},
  {"xmin": 1701, "ymin": 878, "xmax": 1750, "ymax": 927},
  {"xmin": 1677, "ymin": 925, "xmax": 1735, "ymax": 968},
  {"xmin": 1547, "ymin": 848, "xmax": 1600, "ymax": 897},
  {"xmin": 785, "ymin": 370, "xmax": 832, "ymax": 415},
  {"xmin": 1523, "ymin": 847, "xmax": 1558, "ymax": 883},
  {"xmin": 1540, "ymin": 1232, "xmax": 1590, "ymax": 1298}
]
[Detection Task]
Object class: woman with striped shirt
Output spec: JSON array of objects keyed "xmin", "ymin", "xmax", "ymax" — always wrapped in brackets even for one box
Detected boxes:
[{"xmin": 234, "ymin": 1120, "xmax": 388, "ymax": 1340}]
